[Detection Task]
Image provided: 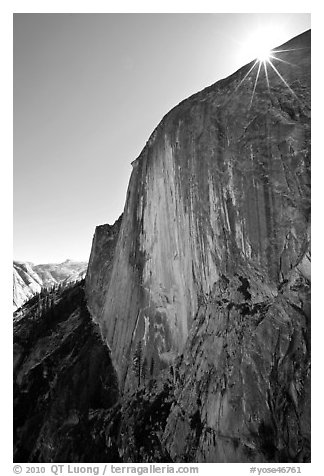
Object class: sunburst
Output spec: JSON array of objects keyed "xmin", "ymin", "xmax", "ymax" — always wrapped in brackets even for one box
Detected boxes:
[{"xmin": 241, "ymin": 47, "xmax": 301, "ymax": 109}]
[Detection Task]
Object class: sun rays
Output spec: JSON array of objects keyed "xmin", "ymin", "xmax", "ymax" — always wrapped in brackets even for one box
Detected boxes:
[
  {"xmin": 227, "ymin": 45, "xmax": 301, "ymax": 110},
  {"xmin": 249, "ymin": 60, "xmax": 263, "ymax": 108},
  {"xmin": 241, "ymin": 47, "xmax": 300, "ymax": 108}
]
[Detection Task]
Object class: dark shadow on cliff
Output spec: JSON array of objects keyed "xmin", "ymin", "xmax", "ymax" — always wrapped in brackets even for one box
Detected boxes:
[{"xmin": 13, "ymin": 281, "xmax": 120, "ymax": 462}]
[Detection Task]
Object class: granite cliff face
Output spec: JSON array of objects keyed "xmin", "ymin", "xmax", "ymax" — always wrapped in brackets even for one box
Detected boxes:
[
  {"xmin": 85, "ymin": 30, "xmax": 311, "ymax": 462},
  {"xmin": 87, "ymin": 30, "xmax": 310, "ymax": 393},
  {"xmin": 14, "ymin": 30, "xmax": 311, "ymax": 463},
  {"xmin": 85, "ymin": 216, "xmax": 122, "ymax": 325}
]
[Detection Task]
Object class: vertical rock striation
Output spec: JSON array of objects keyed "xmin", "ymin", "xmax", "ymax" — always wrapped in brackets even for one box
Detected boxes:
[
  {"xmin": 89, "ymin": 31, "xmax": 310, "ymax": 397},
  {"xmin": 86, "ymin": 215, "xmax": 123, "ymax": 324},
  {"xmin": 162, "ymin": 265, "xmax": 310, "ymax": 462}
]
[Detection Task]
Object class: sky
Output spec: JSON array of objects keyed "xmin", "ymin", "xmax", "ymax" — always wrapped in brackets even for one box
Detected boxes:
[{"xmin": 13, "ymin": 13, "xmax": 311, "ymax": 264}]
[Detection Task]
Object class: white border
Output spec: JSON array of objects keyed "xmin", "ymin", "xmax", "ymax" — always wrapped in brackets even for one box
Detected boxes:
[{"xmin": 2, "ymin": 3, "xmax": 320, "ymax": 474}]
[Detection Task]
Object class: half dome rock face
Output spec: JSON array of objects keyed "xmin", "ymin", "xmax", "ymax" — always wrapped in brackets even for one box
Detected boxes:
[
  {"xmin": 85, "ymin": 215, "xmax": 123, "ymax": 323},
  {"xmin": 88, "ymin": 29, "xmax": 311, "ymax": 406},
  {"xmin": 13, "ymin": 29, "xmax": 311, "ymax": 464}
]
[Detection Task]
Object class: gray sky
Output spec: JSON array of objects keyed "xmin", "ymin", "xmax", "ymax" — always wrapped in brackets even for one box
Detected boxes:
[{"xmin": 13, "ymin": 13, "xmax": 310, "ymax": 264}]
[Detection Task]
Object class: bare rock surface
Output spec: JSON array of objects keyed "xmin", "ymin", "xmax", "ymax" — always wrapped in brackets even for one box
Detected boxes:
[
  {"xmin": 163, "ymin": 265, "xmax": 310, "ymax": 462},
  {"xmin": 92, "ymin": 31, "xmax": 311, "ymax": 398},
  {"xmin": 85, "ymin": 30, "xmax": 311, "ymax": 462},
  {"xmin": 14, "ymin": 30, "xmax": 311, "ymax": 463},
  {"xmin": 85, "ymin": 215, "xmax": 122, "ymax": 325}
]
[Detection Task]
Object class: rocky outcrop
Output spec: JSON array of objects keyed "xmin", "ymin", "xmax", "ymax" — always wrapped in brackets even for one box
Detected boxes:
[
  {"xmin": 13, "ymin": 260, "xmax": 87, "ymax": 310},
  {"xmin": 85, "ymin": 215, "xmax": 122, "ymax": 324},
  {"xmin": 94, "ymin": 258, "xmax": 310, "ymax": 463},
  {"xmin": 89, "ymin": 31, "xmax": 310, "ymax": 399},
  {"xmin": 162, "ymin": 265, "xmax": 310, "ymax": 462},
  {"xmin": 82, "ymin": 31, "xmax": 311, "ymax": 462}
]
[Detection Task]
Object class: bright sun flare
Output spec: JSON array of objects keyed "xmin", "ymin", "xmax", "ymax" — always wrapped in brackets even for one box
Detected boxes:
[
  {"xmin": 234, "ymin": 25, "xmax": 299, "ymax": 109},
  {"xmin": 240, "ymin": 24, "xmax": 284, "ymax": 64},
  {"xmin": 256, "ymin": 47, "xmax": 272, "ymax": 63}
]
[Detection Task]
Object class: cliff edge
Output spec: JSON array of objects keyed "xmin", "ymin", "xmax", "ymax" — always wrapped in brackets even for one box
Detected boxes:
[
  {"xmin": 87, "ymin": 30, "xmax": 310, "ymax": 391},
  {"xmin": 86, "ymin": 30, "xmax": 311, "ymax": 462}
]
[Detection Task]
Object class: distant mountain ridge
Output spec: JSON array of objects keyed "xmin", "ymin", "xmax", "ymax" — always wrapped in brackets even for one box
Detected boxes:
[{"xmin": 13, "ymin": 259, "xmax": 87, "ymax": 310}]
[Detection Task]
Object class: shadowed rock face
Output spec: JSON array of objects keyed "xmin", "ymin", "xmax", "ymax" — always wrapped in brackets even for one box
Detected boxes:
[
  {"xmin": 90, "ymin": 31, "xmax": 310, "ymax": 396},
  {"xmin": 13, "ymin": 282, "xmax": 119, "ymax": 462},
  {"xmin": 162, "ymin": 267, "xmax": 310, "ymax": 462},
  {"xmin": 85, "ymin": 215, "xmax": 123, "ymax": 325}
]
